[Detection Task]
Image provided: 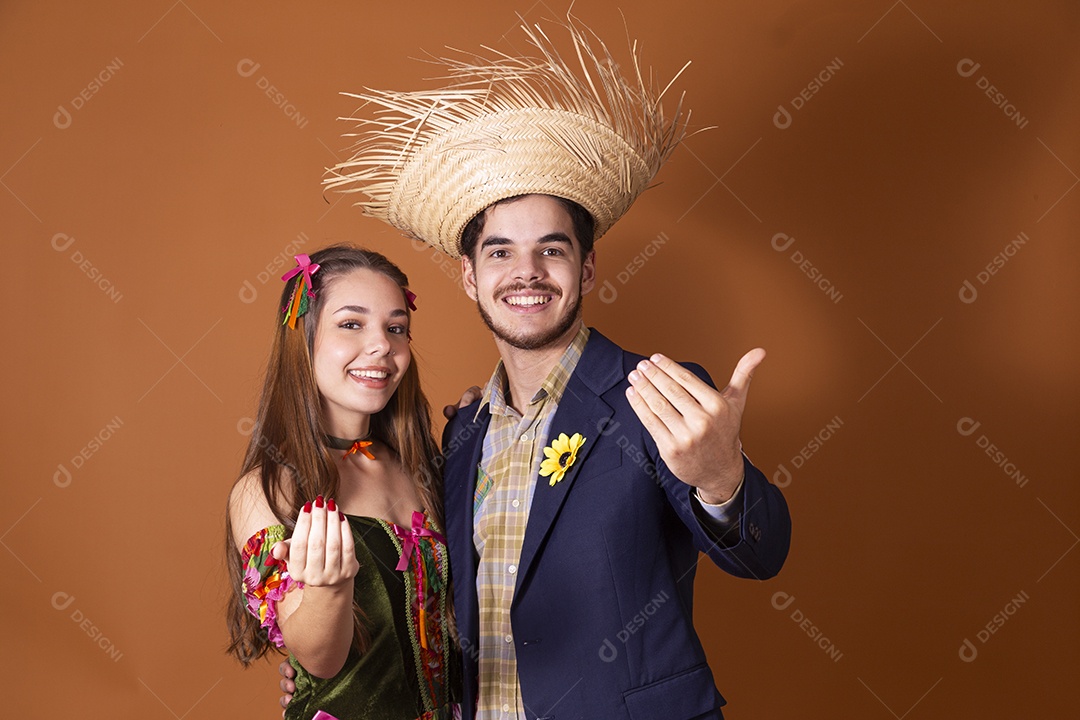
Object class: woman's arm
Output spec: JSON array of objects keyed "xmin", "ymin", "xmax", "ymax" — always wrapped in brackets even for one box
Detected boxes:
[{"xmin": 229, "ymin": 473, "xmax": 359, "ymax": 678}]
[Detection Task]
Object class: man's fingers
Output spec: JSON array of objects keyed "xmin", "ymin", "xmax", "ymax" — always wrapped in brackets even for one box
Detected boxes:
[
  {"xmin": 628, "ymin": 365, "xmax": 688, "ymax": 430},
  {"xmin": 443, "ymin": 384, "xmax": 483, "ymax": 419},
  {"xmin": 724, "ymin": 348, "xmax": 766, "ymax": 400},
  {"xmin": 626, "ymin": 384, "xmax": 675, "ymax": 447},
  {"xmin": 644, "ymin": 354, "xmax": 716, "ymax": 407},
  {"xmin": 630, "ymin": 356, "xmax": 699, "ymax": 416},
  {"xmin": 460, "ymin": 385, "xmax": 482, "ymax": 407}
]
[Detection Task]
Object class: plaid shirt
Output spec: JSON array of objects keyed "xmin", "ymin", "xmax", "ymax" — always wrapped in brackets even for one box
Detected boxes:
[{"xmin": 472, "ymin": 323, "xmax": 590, "ymax": 719}]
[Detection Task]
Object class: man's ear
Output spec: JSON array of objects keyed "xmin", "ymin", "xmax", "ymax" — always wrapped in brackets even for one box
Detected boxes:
[
  {"xmin": 580, "ymin": 249, "xmax": 597, "ymax": 295},
  {"xmin": 461, "ymin": 255, "xmax": 478, "ymax": 301}
]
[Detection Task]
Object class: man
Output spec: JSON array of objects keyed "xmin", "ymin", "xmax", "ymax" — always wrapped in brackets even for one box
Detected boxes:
[
  {"xmin": 282, "ymin": 15, "xmax": 791, "ymax": 719},
  {"xmin": 440, "ymin": 193, "xmax": 789, "ymax": 719}
]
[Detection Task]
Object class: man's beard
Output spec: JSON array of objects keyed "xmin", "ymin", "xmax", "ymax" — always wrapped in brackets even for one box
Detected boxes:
[{"xmin": 476, "ymin": 282, "xmax": 582, "ymax": 351}]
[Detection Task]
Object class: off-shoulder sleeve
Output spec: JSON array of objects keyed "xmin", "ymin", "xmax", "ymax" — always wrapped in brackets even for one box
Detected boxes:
[{"xmin": 240, "ymin": 525, "xmax": 302, "ymax": 648}]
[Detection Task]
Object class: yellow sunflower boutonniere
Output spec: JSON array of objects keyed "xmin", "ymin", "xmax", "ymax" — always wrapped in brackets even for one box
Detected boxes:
[{"xmin": 539, "ymin": 432, "xmax": 586, "ymax": 486}]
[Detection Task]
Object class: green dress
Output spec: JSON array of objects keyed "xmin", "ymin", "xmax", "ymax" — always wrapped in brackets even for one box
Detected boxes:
[{"xmin": 243, "ymin": 514, "xmax": 460, "ymax": 720}]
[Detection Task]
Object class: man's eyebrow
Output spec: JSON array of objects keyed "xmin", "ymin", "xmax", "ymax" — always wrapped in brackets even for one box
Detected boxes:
[{"xmin": 479, "ymin": 232, "xmax": 573, "ymax": 248}]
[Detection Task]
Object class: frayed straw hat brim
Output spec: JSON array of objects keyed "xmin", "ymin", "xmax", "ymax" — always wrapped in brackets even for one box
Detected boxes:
[{"xmin": 325, "ymin": 15, "xmax": 690, "ymax": 258}]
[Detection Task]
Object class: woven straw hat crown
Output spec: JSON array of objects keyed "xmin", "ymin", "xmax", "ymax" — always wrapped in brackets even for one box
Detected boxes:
[{"xmin": 325, "ymin": 15, "xmax": 691, "ymax": 258}]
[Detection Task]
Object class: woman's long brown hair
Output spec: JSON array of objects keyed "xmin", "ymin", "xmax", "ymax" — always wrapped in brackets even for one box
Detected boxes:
[{"xmin": 224, "ymin": 244, "xmax": 446, "ymax": 665}]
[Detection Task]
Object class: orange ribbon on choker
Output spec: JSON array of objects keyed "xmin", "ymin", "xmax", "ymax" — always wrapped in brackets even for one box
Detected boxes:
[{"xmin": 342, "ymin": 440, "xmax": 375, "ymax": 460}]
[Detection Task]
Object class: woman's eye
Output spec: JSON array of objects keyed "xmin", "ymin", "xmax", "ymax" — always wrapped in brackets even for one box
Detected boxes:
[
  {"xmin": 340, "ymin": 321, "xmax": 361, "ymax": 330},
  {"xmin": 389, "ymin": 325, "xmax": 408, "ymax": 335}
]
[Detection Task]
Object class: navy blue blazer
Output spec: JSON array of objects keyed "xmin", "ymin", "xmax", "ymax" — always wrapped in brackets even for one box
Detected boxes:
[{"xmin": 442, "ymin": 329, "xmax": 791, "ymax": 720}]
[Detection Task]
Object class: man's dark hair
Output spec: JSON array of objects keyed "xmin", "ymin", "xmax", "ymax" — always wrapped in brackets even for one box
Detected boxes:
[{"xmin": 459, "ymin": 195, "xmax": 596, "ymax": 262}]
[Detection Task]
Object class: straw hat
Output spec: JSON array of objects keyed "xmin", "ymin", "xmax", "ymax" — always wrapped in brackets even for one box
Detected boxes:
[{"xmin": 325, "ymin": 14, "xmax": 691, "ymax": 258}]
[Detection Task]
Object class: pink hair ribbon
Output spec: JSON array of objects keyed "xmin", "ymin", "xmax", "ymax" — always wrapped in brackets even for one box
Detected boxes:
[{"xmin": 281, "ymin": 254, "xmax": 321, "ymax": 328}]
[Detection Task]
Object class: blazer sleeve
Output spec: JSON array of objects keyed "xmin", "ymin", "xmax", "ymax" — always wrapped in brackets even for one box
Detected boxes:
[{"xmin": 648, "ymin": 361, "xmax": 792, "ymax": 580}]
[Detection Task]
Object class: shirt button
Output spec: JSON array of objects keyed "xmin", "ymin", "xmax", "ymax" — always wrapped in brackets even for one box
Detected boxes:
[
  {"xmin": 505, "ymin": 634, "xmax": 513, "ymax": 644},
  {"xmin": 520, "ymin": 433, "xmax": 530, "ymax": 442},
  {"xmin": 502, "ymin": 704, "xmax": 510, "ymax": 713},
  {"xmin": 508, "ymin": 564, "xmax": 517, "ymax": 574},
  {"xmin": 511, "ymin": 499, "xmax": 520, "ymax": 508}
]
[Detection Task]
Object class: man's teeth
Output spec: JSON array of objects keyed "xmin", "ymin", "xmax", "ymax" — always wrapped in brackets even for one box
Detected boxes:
[
  {"xmin": 349, "ymin": 370, "xmax": 389, "ymax": 379},
  {"xmin": 505, "ymin": 296, "xmax": 550, "ymax": 306}
]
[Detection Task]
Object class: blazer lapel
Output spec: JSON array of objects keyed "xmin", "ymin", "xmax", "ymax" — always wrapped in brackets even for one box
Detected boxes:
[{"xmin": 514, "ymin": 329, "xmax": 623, "ymax": 594}]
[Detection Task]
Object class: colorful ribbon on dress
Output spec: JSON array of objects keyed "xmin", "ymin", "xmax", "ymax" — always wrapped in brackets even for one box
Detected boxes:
[
  {"xmin": 391, "ymin": 511, "xmax": 446, "ymax": 572},
  {"xmin": 391, "ymin": 511, "xmax": 446, "ymax": 651}
]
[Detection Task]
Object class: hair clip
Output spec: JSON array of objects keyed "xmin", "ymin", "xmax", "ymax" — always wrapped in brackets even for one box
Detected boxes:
[
  {"xmin": 404, "ymin": 289, "xmax": 417, "ymax": 311},
  {"xmin": 281, "ymin": 255, "xmax": 321, "ymax": 328}
]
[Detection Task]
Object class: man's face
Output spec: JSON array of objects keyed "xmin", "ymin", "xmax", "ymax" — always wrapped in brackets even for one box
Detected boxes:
[{"xmin": 462, "ymin": 194, "xmax": 596, "ymax": 351}]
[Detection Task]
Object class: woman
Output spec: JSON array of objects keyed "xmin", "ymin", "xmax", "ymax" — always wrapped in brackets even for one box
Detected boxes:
[{"xmin": 225, "ymin": 245, "xmax": 459, "ymax": 719}]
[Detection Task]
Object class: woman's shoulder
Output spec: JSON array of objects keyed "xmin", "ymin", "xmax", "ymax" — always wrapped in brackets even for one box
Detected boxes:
[{"xmin": 228, "ymin": 468, "xmax": 293, "ymax": 548}]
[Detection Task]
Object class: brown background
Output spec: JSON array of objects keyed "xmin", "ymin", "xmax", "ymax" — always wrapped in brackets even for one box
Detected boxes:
[{"xmin": 3, "ymin": 1, "xmax": 1077, "ymax": 717}]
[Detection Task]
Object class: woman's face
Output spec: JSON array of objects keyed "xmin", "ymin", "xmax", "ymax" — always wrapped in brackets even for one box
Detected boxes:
[{"xmin": 311, "ymin": 267, "xmax": 411, "ymax": 437}]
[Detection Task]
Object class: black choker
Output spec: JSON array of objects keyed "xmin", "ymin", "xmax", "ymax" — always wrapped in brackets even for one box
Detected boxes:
[{"xmin": 326, "ymin": 435, "xmax": 375, "ymax": 460}]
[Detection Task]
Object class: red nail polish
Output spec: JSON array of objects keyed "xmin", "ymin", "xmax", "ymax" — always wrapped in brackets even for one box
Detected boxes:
[
  {"xmin": 338, "ymin": 511, "xmax": 345, "ymax": 521},
  {"xmin": 327, "ymin": 498, "xmax": 337, "ymax": 512},
  {"xmin": 315, "ymin": 495, "xmax": 324, "ymax": 508},
  {"xmin": 303, "ymin": 501, "xmax": 312, "ymax": 513}
]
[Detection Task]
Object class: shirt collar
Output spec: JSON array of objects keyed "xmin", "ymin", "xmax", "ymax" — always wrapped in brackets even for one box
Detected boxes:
[{"xmin": 476, "ymin": 323, "xmax": 591, "ymax": 420}]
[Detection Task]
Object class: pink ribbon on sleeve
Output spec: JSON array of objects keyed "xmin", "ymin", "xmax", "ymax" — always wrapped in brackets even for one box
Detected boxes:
[{"xmin": 390, "ymin": 511, "xmax": 446, "ymax": 571}]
